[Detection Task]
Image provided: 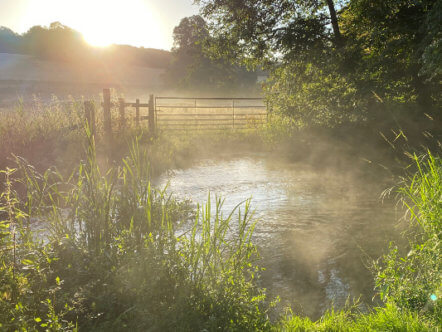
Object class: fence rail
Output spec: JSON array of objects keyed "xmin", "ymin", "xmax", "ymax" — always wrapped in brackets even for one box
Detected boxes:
[
  {"xmin": 155, "ymin": 96, "xmax": 267, "ymax": 131},
  {"xmin": 83, "ymin": 89, "xmax": 268, "ymax": 141}
]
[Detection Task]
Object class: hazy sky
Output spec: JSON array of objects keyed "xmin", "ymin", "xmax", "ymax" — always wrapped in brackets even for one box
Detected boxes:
[{"xmin": 0, "ymin": 0, "xmax": 199, "ymax": 50}]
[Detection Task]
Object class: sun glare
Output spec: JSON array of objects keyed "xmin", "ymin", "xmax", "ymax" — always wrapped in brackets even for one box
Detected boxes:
[
  {"xmin": 79, "ymin": 0, "xmax": 161, "ymax": 48},
  {"xmin": 25, "ymin": 0, "xmax": 165, "ymax": 49},
  {"xmin": 84, "ymin": 31, "xmax": 114, "ymax": 48}
]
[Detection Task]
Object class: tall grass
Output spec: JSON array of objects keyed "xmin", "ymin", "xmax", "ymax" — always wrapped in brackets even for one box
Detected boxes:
[
  {"xmin": 0, "ymin": 133, "xmax": 272, "ymax": 331},
  {"xmin": 0, "ymin": 97, "xmax": 87, "ymax": 170},
  {"xmin": 374, "ymin": 151, "xmax": 441, "ymax": 323},
  {"xmin": 277, "ymin": 302, "xmax": 434, "ymax": 331},
  {"xmin": 0, "ymin": 95, "xmax": 272, "ymax": 179}
]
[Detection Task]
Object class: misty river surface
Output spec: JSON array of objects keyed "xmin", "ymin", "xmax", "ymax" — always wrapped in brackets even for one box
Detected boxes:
[{"xmin": 156, "ymin": 153, "xmax": 402, "ymax": 319}]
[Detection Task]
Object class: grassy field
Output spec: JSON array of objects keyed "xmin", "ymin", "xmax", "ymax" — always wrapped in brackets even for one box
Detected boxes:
[{"xmin": 0, "ymin": 53, "xmax": 165, "ymax": 107}]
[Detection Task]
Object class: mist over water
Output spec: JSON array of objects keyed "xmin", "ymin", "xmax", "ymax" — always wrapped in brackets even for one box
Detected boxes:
[{"xmin": 156, "ymin": 153, "xmax": 403, "ymax": 319}]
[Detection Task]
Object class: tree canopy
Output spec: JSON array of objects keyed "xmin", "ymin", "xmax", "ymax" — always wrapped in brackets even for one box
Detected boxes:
[
  {"xmin": 165, "ymin": 15, "xmax": 257, "ymax": 92},
  {"xmin": 195, "ymin": 0, "xmax": 441, "ymax": 126},
  {"xmin": 0, "ymin": 27, "xmax": 22, "ymax": 53},
  {"xmin": 194, "ymin": 0, "xmax": 343, "ymax": 64}
]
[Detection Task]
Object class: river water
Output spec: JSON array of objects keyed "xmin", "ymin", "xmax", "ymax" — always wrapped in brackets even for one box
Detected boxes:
[{"xmin": 156, "ymin": 153, "xmax": 402, "ymax": 319}]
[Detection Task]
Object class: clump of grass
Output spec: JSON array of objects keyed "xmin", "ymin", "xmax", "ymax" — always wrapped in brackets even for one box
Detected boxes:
[
  {"xmin": 0, "ymin": 133, "xmax": 272, "ymax": 331},
  {"xmin": 277, "ymin": 302, "xmax": 434, "ymax": 331},
  {"xmin": 257, "ymin": 113, "xmax": 296, "ymax": 147},
  {"xmin": 374, "ymin": 150, "xmax": 441, "ymax": 324},
  {"xmin": 0, "ymin": 96, "xmax": 94, "ymax": 174}
]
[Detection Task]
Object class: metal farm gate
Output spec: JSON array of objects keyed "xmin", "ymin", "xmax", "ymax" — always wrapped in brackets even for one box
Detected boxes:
[
  {"xmin": 154, "ymin": 97, "xmax": 267, "ymax": 131},
  {"xmin": 95, "ymin": 89, "xmax": 268, "ymax": 140}
]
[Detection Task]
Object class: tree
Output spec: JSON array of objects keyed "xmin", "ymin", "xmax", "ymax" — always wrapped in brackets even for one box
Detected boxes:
[
  {"xmin": 22, "ymin": 22, "xmax": 89, "ymax": 61},
  {"xmin": 0, "ymin": 27, "xmax": 23, "ymax": 53},
  {"xmin": 166, "ymin": 15, "xmax": 257, "ymax": 92},
  {"xmin": 195, "ymin": 0, "xmax": 344, "ymax": 64},
  {"xmin": 341, "ymin": 0, "xmax": 440, "ymax": 111},
  {"xmin": 1, "ymin": 23, "xmax": 172, "ymax": 68},
  {"xmin": 195, "ymin": 0, "xmax": 440, "ymax": 126},
  {"xmin": 172, "ymin": 15, "xmax": 209, "ymax": 54}
]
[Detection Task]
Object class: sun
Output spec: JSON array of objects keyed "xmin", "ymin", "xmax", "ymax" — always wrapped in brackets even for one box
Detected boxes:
[
  {"xmin": 83, "ymin": 30, "xmax": 114, "ymax": 48},
  {"xmin": 23, "ymin": 0, "xmax": 165, "ymax": 49},
  {"xmin": 21, "ymin": 0, "xmax": 169, "ymax": 49},
  {"xmin": 76, "ymin": 0, "xmax": 161, "ymax": 48}
]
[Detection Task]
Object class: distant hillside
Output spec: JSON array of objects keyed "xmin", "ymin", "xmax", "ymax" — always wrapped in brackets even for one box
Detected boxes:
[
  {"xmin": 0, "ymin": 23, "xmax": 174, "ymax": 106},
  {"xmin": 0, "ymin": 24, "xmax": 172, "ymax": 69},
  {"xmin": 0, "ymin": 52, "xmax": 167, "ymax": 107},
  {"xmin": 0, "ymin": 53, "xmax": 164, "ymax": 85}
]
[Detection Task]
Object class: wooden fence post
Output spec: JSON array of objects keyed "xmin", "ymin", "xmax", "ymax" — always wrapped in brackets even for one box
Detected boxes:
[
  {"xmin": 266, "ymin": 99, "xmax": 269, "ymax": 124},
  {"xmin": 103, "ymin": 88, "xmax": 112, "ymax": 145},
  {"xmin": 84, "ymin": 101, "xmax": 96, "ymax": 137},
  {"xmin": 148, "ymin": 94, "xmax": 155, "ymax": 133},
  {"xmin": 232, "ymin": 99, "xmax": 235, "ymax": 129},
  {"xmin": 119, "ymin": 98, "xmax": 126, "ymax": 130},
  {"xmin": 135, "ymin": 99, "xmax": 140, "ymax": 127}
]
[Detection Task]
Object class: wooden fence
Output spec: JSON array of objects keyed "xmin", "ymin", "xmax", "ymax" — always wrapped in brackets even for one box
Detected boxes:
[{"xmin": 83, "ymin": 89, "xmax": 267, "ymax": 140}]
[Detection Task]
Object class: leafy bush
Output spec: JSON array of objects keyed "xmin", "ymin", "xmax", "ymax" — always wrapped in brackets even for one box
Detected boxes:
[{"xmin": 264, "ymin": 61, "xmax": 366, "ymax": 128}]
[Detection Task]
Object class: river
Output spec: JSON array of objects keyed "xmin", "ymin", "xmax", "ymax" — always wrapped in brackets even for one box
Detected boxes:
[{"xmin": 156, "ymin": 152, "xmax": 402, "ymax": 319}]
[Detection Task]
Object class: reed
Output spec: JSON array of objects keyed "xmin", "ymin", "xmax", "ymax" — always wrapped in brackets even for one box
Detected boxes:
[
  {"xmin": 374, "ymin": 151, "xmax": 441, "ymax": 324},
  {"xmin": 0, "ymin": 133, "xmax": 272, "ymax": 330}
]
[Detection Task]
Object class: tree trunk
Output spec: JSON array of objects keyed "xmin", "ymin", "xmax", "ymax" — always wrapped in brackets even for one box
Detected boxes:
[{"xmin": 325, "ymin": 0, "xmax": 342, "ymax": 45}]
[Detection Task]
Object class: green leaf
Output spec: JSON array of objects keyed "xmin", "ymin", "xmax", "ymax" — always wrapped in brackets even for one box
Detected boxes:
[{"xmin": 22, "ymin": 259, "xmax": 34, "ymax": 265}]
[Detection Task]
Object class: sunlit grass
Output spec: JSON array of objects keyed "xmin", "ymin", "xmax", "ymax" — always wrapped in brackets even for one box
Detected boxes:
[
  {"xmin": 0, "ymin": 96, "xmax": 440, "ymax": 330},
  {"xmin": 0, "ymin": 132, "xmax": 273, "ymax": 330}
]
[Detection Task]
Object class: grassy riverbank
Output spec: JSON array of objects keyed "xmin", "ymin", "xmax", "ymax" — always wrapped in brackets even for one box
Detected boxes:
[
  {"xmin": 0, "ymin": 135, "xmax": 273, "ymax": 331},
  {"xmin": 1, "ymin": 99, "xmax": 440, "ymax": 330}
]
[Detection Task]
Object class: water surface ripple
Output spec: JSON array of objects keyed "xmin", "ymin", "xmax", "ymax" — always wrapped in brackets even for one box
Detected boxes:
[{"xmin": 156, "ymin": 154, "xmax": 400, "ymax": 318}]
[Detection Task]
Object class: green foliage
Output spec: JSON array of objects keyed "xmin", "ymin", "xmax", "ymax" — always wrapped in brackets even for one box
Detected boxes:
[
  {"xmin": 353, "ymin": 302, "xmax": 434, "ymax": 331},
  {"xmin": 0, "ymin": 26, "xmax": 22, "ymax": 53},
  {"xmin": 22, "ymin": 22, "xmax": 87, "ymax": 62},
  {"xmin": 196, "ymin": 0, "xmax": 440, "ymax": 127},
  {"xmin": 165, "ymin": 15, "xmax": 257, "ymax": 92},
  {"xmin": 0, "ymin": 97, "xmax": 88, "ymax": 171},
  {"xmin": 341, "ymin": 0, "xmax": 440, "ymax": 110},
  {"xmin": 277, "ymin": 302, "xmax": 434, "ymax": 331},
  {"xmin": 195, "ymin": 0, "xmax": 338, "ymax": 63},
  {"xmin": 0, "ymin": 167, "xmax": 77, "ymax": 331},
  {"xmin": 0, "ymin": 23, "xmax": 171, "ymax": 67},
  {"xmin": 374, "ymin": 151, "xmax": 441, "ymax": 323},
  {"xmin": 264, "ymin": 61, "xmax": 365, "ymax": 127},
  {"xmin": 256, "ymin": 113, "xmax": 296, "ymax": 147},
  {"xmin": 0, "ymin": 135, "xmax": 272, "ymax": 330},
  {"xmin": 418, "ymin": 0, "xmax": 442, "ymax": 81}
]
